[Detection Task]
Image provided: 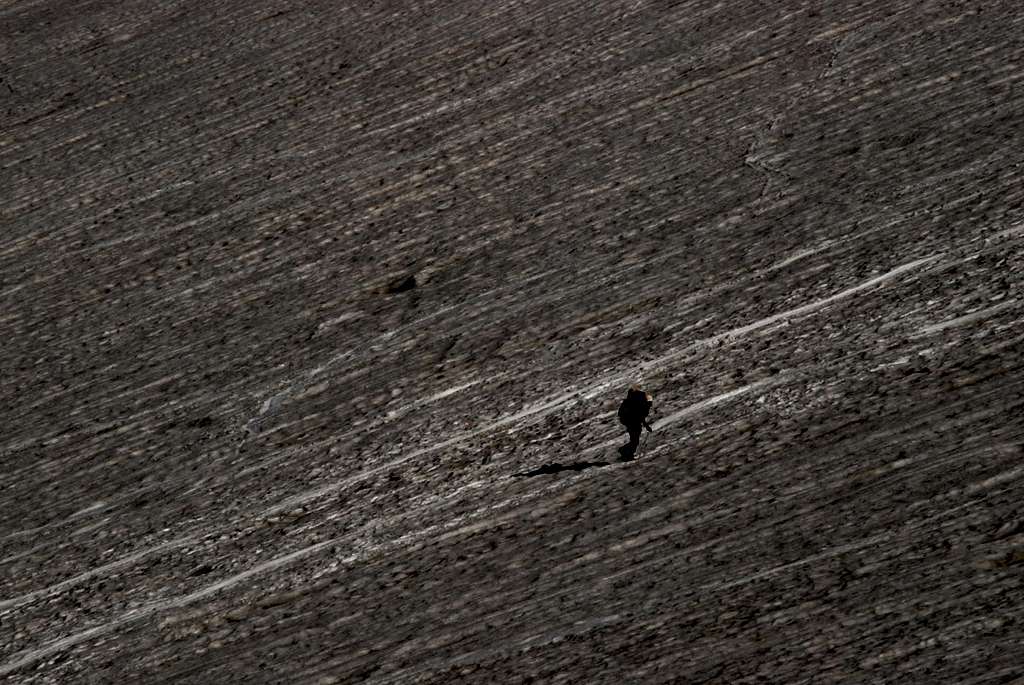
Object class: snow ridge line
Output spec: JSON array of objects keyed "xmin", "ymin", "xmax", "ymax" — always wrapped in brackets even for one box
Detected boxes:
[
  {"xmin": 264, "ymin": 254, "xmax": 942, "ymax": 516},
  {"xmin": 0, "ymin": 254, "xmax": 940, "ymax": 676},
  {"xmin": 0, "ymin": 541, "xmax": 334, "ymax": 677},
  {"xmin": 0, "ymin": 378, "xmax": 781, "ymax": 675},
  {"xmin": 640, "ymin": 254, "xmax": 943, "ymax": 372},
  {"xmin": 915, "ymin": 298, "xmax": 1019, "ymax": 336},
  {"xmin": 0, "ymin": 537, "xmax": 192, "ymax": 613},
  {"xmin": 578, "ymin": 375, "xmax": 786, "ymax": 457}
]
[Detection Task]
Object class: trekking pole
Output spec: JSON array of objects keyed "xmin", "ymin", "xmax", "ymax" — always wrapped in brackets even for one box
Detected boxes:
[{"xmin": 638, "ymin": 429, "xmax": 650, "ymax": 460}]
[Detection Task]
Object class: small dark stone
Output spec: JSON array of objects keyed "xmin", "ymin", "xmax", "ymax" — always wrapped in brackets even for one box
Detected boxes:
[{"xmin": 385, "ymin": 274, "xmax": 416, "ymax": 294}]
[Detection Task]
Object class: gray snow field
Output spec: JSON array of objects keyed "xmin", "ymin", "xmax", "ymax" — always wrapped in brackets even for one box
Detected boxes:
[{"xmin": 2, "ymin": 0, "xmax": 1024, "ymax": 682}]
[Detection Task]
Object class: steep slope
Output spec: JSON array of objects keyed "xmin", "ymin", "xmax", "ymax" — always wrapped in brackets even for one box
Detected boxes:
[{"xmin": 2, "ymin": 0, "xmax": 1023, "ymax": 682}]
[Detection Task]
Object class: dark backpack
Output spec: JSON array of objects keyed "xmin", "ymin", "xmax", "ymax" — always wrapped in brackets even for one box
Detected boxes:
[{"xmin": 618, "ymin": 389, "xmax": 651, "ymax": 426}]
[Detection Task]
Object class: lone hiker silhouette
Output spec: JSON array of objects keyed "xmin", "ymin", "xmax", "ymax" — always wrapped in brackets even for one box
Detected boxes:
[{"xmin": 618, "ymin": 386, "xmax": 653, "ymax": 460}]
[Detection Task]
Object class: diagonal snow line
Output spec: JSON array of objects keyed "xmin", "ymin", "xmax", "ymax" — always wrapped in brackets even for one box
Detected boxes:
[
  {"xmin": 640, "ymin": 254, "xmax": 943, "ymax": 372},
  {"xmin": 988, "ymin": 222, "xmax": 1024, "ymax": 241},
  {"xmin": 0, "ymin": 537, "xmax": 192, "ymax": 612},
  {"xmin": 2, "ymin": 501, "xmax": 109, "ymax": 542},
  {"xmin": 708, "ymin": 530, "xmax": 895, "ymax": 591},
  {"xmin": 414, "ymin": 378, "xmax": 489, "ymax": 406},
  {"xmin": 964, "ymin": 465, "xmax": 1024, "ymax": 495},
  {"xmin": 0, "ymin": 625, "xmax": 111, "ymax": 678},
  {"xmin": 706, "ymin": 499, "xmax": 980, "ymax": 592},
  {"xmin": 653, "ymin": 376, "xmax": 783, "ymax": 427},
  {"xmin": 578, "ymin": 375, "xmax": 787, "ymax": 457},
  {"xmin": 765, "ymin": 244, "xmax": 833, "ymax": 272},
  {"xmin": 264, "ymin": 255, "xmax": 942, "ymax": 515},
  {"xmin": 914, "ymin": 298, "xmax": 1019, "ymax": 336},
  {"xmin": 0, "ymin": 254, "xmax": 939, "ymax": 675},
  {"xmin": 0, "ymin": 540, "xmax": 334, "ymax": 678},
  {"xmin": 263, "ymin": 387, "xmax": 585, "ymax": 517}
]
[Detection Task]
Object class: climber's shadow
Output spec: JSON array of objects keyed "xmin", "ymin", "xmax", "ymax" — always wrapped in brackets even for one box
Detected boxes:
[{"xmin": 513, "ymin": 460, "xmax": 611, "ymax": 477}]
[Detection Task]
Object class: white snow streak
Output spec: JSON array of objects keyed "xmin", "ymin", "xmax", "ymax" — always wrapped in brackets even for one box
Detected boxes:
[
  {"xmin": 266, "ymin": 254, "xmax": 941, "ymax": 515},
  {"xmin": 2, "ymin": 501, "xmax": 109, "ymax": 542},
  {"xmin": 0, "ymin": 538, "xmax": 192, "ymax": 612},
  {"xmin": 0, "ymin": 254, "xmax": 941, "ymax": 676},
  {"xmin": 765, "ymin": 244, "xmax": 831, "ymax": 272},
  {"xmin": 0, "ymin": 541, "xmax": 333, "ymax": 677},
  {"xmin": 642, "ymin": 254, "xmax": 942, "ymax": 373},
  {"xmin": 579, "ymin": 376, "xmax": 785, "ymax": 456},
  {"xmin": 915, "ymin": 299, "xmax": 1018, "ymax": 336},
  {"xmin": 654, "ymin": 376, "xmax": 782, "ymax": 427}
]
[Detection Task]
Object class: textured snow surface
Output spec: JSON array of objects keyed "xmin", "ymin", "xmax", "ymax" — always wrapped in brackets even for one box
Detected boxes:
[{"xmin": 2, "ymin": 0, "xmax": 1024, "ymax": 682}]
